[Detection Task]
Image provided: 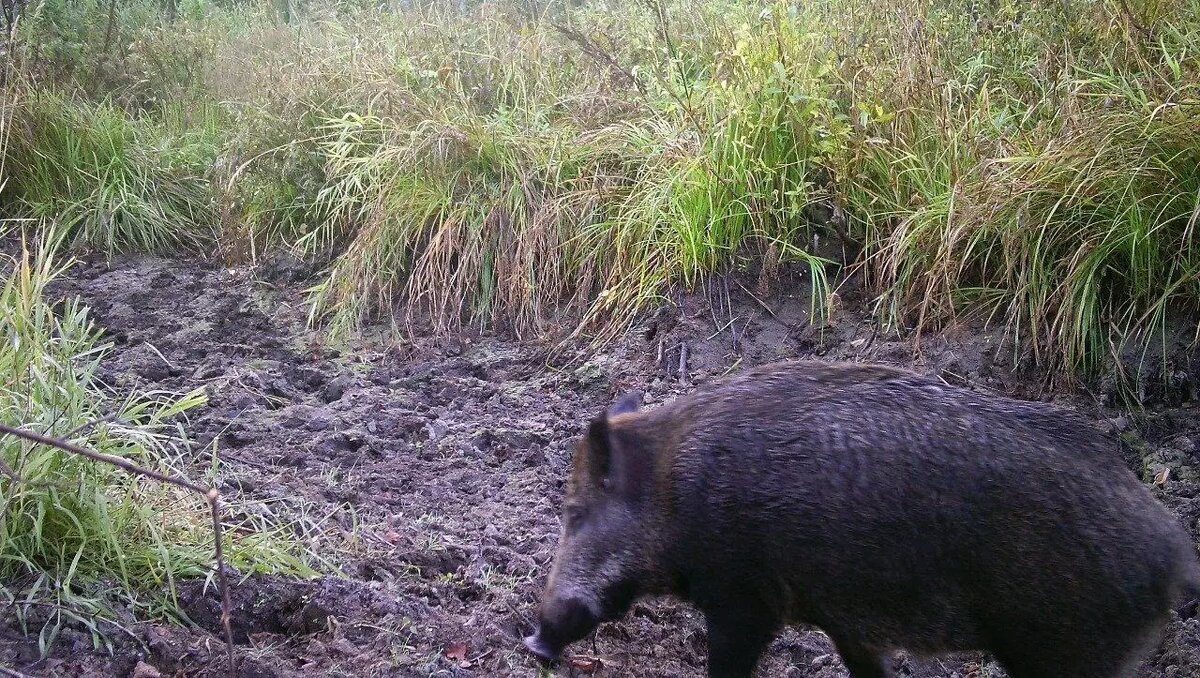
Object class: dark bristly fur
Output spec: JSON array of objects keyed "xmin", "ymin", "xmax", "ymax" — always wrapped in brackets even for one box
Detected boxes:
[{"xmin": 524, "ymin": 360, "xmax": 1200, "ymax": 678}]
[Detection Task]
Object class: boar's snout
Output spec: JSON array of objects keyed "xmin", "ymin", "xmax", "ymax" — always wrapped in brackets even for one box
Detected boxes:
[{"xmin": 523, "ymin": 595, "xmax": 600, "ymax": 663}]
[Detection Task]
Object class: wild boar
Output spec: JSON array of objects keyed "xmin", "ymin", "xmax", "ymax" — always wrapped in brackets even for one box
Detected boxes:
[{"xmin": 524, "ymin": 360, "xmax": 1200, "ymax": 678}]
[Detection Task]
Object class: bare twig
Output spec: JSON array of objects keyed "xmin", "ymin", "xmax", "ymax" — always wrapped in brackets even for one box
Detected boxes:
[
  {"xmin": 723, "ymin": 279, "xmax": 737, "ymax": 355},
  {"xmin": 0, "ymin": 423, "xmax": 208, "ymax": 493},
  {"xmin": 0, "ymin": 667, "xmax": 35, "ymax": 678},
  {"xmin": 208, "ymin": 493, "xmax": 234, "ymax": 673},
  {"xmin": 706, "ymin": 278, "xmax": 723, "ymax": 337},
  {"xmin": 143, "ymin": 342, "xmax": 175, "ymax": 371},
  {"xmin": 678, "ymin": 342, "xmax": 689, "ymax": 384},
  {"xmin": 62, "ymin": 412, "xmax": 121, "ymax": 441},
  {"xmin": 705, "ymin": 317, "xmax": 739, "ymax": 341},
  {"xmin": 468, "ymin": 648, "xmax": 495, "ymax": 665},
  {"xmin": 0, "ymin": 423, "xmax": 237, "ymax": 676}
]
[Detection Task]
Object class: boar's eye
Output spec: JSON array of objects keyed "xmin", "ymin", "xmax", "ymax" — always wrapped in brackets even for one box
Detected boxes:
[{"xmin": 563, "ymin": 505, "xmax": 587, "ymax": 532}]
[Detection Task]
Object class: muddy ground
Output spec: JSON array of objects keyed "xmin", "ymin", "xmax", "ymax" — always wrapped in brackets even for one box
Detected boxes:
[{"xmin": 2, "ymin": 249, "xmax": 1199, "ymax": 677}]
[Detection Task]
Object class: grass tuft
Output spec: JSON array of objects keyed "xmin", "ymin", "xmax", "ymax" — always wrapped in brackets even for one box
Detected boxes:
[{"xmin": 2, "ymin": 88, "xmax": 216, "ymax": 254}]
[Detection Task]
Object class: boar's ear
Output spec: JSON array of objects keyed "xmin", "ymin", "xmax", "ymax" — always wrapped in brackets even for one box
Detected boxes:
[
  {"xmin": 607, "ymin": 391, "xmax": 642, "ymax": 418},
  {"xmin": 584, "ymin": 392, "xmax": 652, "ymax": 500},
  {"xmin": 584, "ymin": 391, "xmax": 642, "ymax": 465},
  {"xmin": 584, "ymin": 415, "xmax": 613, "ymax": 482}
]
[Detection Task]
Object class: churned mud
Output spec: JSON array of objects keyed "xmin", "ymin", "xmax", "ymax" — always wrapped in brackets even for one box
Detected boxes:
[{"xmin": 1, "ymin": 249, "xmax": 1198, "ymax": 677}]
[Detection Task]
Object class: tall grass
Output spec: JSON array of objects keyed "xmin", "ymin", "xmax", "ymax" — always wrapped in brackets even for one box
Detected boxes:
[
  {"xmin": 3, "ymin": 0, "xmax": 1199, "ymax": 383},
  {"xmin": 839, "ymin": 0, "xmax": 1200, "ymax": 376},
  {"xmin": 243, "ymin": 1, "xmax": 842, "ymax": 340},
  {"xmin": 0, "ymin": 228, "xmax": 313, "ymax": 652},
  {"xmin": 2, "ymin": 88, "xmax": 217, "ymax": 253}
]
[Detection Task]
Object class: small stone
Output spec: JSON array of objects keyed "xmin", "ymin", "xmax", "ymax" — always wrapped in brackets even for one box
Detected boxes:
[
  {"xmin": 306, "ymin": 412, "xmax": 334, "ymax": 432},
  {"xmin": 320, "ymin": 375, "xmax": 353, "ymax": 403},
  {"xmin": 1105, "ymin": 416, "xmax": 1129, "ymax": 433},
  {"xmin": 426, "ymin": 419, "xmax": 449, "ymax": 443},
  {"xmin": 1171, "ymin": 436, "xmax": 1196, "ymax": 455},
  {"xmin": 472, "ymin": 429, "xmax": 493, "ymax": 451},
  {"xmin": 131, "ymin": 661, "xmax": 162, "ymax": 678}
]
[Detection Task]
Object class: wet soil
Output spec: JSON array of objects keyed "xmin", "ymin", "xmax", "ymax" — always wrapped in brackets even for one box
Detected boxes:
[{"xmin": 1, "ymin": 250, "xmax": 1198, "ymax": 677}]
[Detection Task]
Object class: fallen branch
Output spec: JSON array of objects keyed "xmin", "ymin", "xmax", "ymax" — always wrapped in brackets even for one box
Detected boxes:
[
  {"xmin": 0, "ymin": 422, "xmax": 236, "ymax": 677},
  {"xmin": 549, "ymin": 22, "xmax": 644, "ymax": 94}
]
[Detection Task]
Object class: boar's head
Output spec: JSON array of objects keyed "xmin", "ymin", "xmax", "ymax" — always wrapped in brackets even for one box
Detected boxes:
[{"xmin": 525, "ymin": 391, "xmax": 665, "ymax": 662}]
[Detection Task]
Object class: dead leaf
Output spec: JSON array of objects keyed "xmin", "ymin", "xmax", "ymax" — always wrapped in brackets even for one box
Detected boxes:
[
  {"xmin": 567, "ymin": 655, "xmax": 604, "ymax": 673},
  {"xmin": 445, "ymin": 642, "xmax": 469, "ymax": 662},
  {"xmin": 1154, "ymin": 468, "xmax": 1170, "ymax": 485}
]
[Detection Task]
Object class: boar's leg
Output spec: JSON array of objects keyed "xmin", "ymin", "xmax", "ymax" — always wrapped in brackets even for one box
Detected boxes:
[
  {"xmin": 984, "ymin": 610, "xmax": 1169, "ymax": 678},
  {"xmin": 702, "ymin": 608, "xmax": 778, "ymax": 678},
  {"xmin": 829, "ymin": 637, "xmax": 891, "ymax": 678}
]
